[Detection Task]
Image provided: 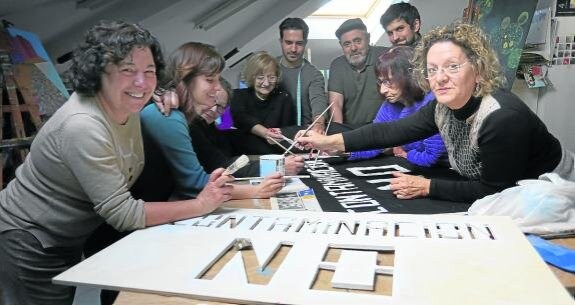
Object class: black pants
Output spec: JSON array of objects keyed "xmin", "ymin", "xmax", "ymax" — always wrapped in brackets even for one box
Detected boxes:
[{"xmin": 0, "ymin": 229, "xmax": 81, "ymax": 305}]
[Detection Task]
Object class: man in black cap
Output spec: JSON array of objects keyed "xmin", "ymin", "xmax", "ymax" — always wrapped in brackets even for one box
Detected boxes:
[
  {"xmin": 380, "ymin": 2, "xmax": 421, "ymax": 47},
  {"xmin": 328, "ymin": 18, "xmax": 387, "ymax": 126}
]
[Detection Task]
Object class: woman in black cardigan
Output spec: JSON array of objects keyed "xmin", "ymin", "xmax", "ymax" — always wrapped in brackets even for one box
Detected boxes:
[
  {"xmin": 190, "ymin": 77, "xmax": 304, "ymax": 177},
  {"xmin": 230, "ymin": 51, "xmax": 295, "ymax": 154}
]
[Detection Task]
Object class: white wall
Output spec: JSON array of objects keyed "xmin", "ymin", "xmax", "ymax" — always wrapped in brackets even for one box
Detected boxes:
[
  {"xmin": 513, "ymin": 15, "xmax": 575, "ymax": 152},
  {"xmin": 538, "ymin": 64, "xmax": 575, "ymax": 151},
  {"xmin": 537, "ymin": 16, "xmax": 575, "ymax": 151}
]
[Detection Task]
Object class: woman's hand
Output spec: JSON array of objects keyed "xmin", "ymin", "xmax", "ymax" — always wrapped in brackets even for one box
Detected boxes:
[
  {"xmin": 285, "ymin": 155, "xmax": 304, "ymax": 175},
  {"xmin": 254, "ymin": 172, "xmax": 284, "ymax": 198},
  {"xmin": 389, "ymin": 172, "xmax": 430, "ymax": 199},
  {"xmin": 195, "ymin": 168, "xmax": 233, "ymax": 214},
  {"xmin": 153, "ymin": 90, "xmax": 179, "ymax": 116},
  {"xmin": 393, "ymin": 146, "xmax": 407, "ymax": 158},
  {"xmin": 295, "ymin": 130, "xmax": 345, "ymax": 153},
  {"xmin": 264, "ymin": 128, "xmax": 285, "ymax": 143}
]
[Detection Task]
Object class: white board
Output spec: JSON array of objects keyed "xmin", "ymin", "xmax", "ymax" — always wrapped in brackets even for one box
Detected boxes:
[{"xmin": 54, "ymin": 209, "xmax": 574, "ymax": 305}]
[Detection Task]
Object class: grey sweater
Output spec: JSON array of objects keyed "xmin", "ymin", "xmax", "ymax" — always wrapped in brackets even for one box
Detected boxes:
[
  {"xmin": 279, "ymin": 58, "xmax": 328, "ymax": 125},
  {"xmin": 0, "ymin": 93, "xmax": 146, "ymax": 248}
]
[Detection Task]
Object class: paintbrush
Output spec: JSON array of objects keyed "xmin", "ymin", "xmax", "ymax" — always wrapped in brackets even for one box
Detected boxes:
[
  {"xmin": 266, "ymin": 136, "xmax": 298, "ymax": 157},
  {"xmin": 304, "ymin": 153, "xmax": 349, "ymax": 160},
  {"xmin": 280, "ymin": 134, "xmax": 295, "ymax": 145},
  {"xmin": 232, "ymin": 175, "xmax": 310, "ymax": 181},
  {"xmin": 312, "ymin": 108, "xmax": 335, "ymax": 167},
  {"xmin": 282, "ymin": 102, "xmax": 334, "ymax": 156},
  {"xmin": 223, "ymin": 155, "xmax": 249, "ymax": 176}
]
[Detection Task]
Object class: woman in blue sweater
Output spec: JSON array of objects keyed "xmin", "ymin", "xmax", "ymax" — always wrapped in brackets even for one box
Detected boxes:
[{"xmin": 348, "ymin": 46, "xmax": 446, "ymax": 167}]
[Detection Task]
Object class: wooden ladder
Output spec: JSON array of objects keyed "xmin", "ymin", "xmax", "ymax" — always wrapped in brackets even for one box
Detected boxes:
[{"xmin": 0, "ymin": 26, "xmax": 43, "ymax": 189}]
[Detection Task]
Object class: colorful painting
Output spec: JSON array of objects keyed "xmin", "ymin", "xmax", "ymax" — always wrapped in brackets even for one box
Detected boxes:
[
  {"xmin": 6, "ymin": 27, "xmax": 68, "ymax": 116},
  {"xmin": 475, "ymin": 0, "xmax": 538, "ymax": 88}
]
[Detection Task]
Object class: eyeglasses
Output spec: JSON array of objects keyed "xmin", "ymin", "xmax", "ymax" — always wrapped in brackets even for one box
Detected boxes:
[
  {"xmin": 376, "ymin": 78, "xmax": 395, "ymax": 88},
  {"xmin": 424, "ymin": 61, "xmax": 469, "ymax": 79},
  {"xmin": 255, "ymin": 75, "xmax": 278, "ymax": 83}
]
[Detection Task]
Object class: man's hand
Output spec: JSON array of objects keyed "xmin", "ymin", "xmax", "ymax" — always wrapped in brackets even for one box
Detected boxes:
[
  {"xmin": 311, "ymin": 121, "xmax": 325, "ymax": 135},
  {"xmin": 285, "ymin": 155, "xmax": 304, "ymax": 175}
]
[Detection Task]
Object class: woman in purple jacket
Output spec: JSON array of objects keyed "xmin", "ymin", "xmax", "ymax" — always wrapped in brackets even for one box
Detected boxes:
[{"xmin": 348, "ymin": 46, "xmax": 446, "ymax": 167}]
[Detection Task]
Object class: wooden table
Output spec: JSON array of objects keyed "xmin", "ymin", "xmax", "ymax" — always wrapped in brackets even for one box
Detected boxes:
[
  {"xmin": 550, "ymin": 238, "xmax": 575, "ymax": 295},
  {"xmin": 112, "ymin": 198, "xmax": 575, "ymax": 304}
]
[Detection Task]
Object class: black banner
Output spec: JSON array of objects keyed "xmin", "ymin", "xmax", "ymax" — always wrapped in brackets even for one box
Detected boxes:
[{"xmin": 303, "ymin": 155, "xmax": 470, "ymax": 214}]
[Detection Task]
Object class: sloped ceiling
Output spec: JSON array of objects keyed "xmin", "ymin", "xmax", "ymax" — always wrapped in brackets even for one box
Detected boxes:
[
  {"xmin": 0, "ymin": 0, "xmax": 328, "ymax": 68},
  {"xmin": 1, "ymin": 0, "xmax": 466, "ymax": 77}
]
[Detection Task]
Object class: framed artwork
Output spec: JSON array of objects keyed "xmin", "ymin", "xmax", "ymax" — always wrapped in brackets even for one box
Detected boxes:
[
  {"xmin": 469, "ymin": 0, "xmax": 539, "ymax": 89},
  {"xmin": 6, "ymin": 27, "xmax": 69, "ymax": 116},
  {"xmin": 556, "ymin": 0, "xmax": 575, "ymax": 16}
]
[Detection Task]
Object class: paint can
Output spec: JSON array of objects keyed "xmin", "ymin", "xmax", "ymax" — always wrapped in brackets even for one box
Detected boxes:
[{"xmin": 259, "ymin": 154, "xmax": 285, "ymax": 177}]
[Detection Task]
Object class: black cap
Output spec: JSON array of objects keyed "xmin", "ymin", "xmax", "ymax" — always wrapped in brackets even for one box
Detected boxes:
[{"xmin": 335, "ymin": 18, "xmax": 367, "ymax": 40}]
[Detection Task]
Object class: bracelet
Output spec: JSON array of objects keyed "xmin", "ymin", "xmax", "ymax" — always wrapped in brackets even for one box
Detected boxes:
[
  {"xmin": 154, "ymin": 87, "xmax": 168, "ymax": 96},
  {"xmin": 154, "ymin": 81, "xmax": 176, "ymax": 96}
]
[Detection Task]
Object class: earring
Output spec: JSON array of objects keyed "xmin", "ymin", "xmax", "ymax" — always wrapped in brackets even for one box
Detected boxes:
[{"xmin": 473, "ymin": 83, "xmax": 481, "ymax": 96}]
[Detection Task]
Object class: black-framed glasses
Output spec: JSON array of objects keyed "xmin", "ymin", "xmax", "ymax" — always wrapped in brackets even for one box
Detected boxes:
[{"xmin": 425, "ymin": 61, "xmax": 469, "ymax": 79}]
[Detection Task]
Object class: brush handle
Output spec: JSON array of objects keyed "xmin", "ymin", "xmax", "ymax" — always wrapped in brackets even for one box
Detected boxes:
[
  {"xmin": 266, "ymin": 137, "xmax": 297, "ymax": 156},
  {"xmin": 282, "ymin": 102, "xmax": 334, "ymax": 156},
  {"xmin": 223, "ymin": 155, "xmax": 249, "ymax": 175}
]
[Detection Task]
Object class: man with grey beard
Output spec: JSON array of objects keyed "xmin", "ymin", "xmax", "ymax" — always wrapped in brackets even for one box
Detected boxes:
[{"xmin": 328, "ymin": 18, "xmax": 387, "ymax": 126}]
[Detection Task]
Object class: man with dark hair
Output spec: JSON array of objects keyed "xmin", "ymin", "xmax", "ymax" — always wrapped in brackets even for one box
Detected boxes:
[
  {"xmin": 329, "ymin": 18, "xmax": 387, "ymax": 126},
  {"xmin": 277, "ymin": 17, "xmax": 327, "ymax": 133},
  {"xmin": 380, "ymin": 2, "xmax": 421, "ymax": 47}
]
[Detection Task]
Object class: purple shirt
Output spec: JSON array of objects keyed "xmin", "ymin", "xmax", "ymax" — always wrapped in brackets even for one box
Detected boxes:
[{"xmin": 348, "ymin": 92, "xmax": 446, "ymax": 167}]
